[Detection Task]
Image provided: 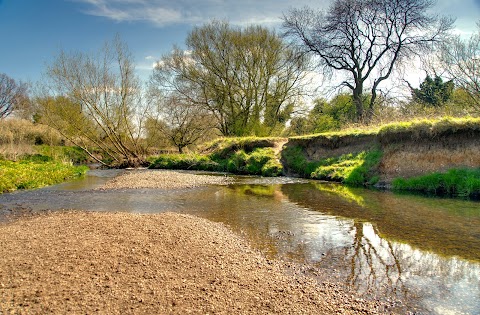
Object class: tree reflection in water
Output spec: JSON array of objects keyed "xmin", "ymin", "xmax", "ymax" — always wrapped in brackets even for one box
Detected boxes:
[{"xmin": 278, "ymin": 182, "xmax": 480, "ymax": 313}]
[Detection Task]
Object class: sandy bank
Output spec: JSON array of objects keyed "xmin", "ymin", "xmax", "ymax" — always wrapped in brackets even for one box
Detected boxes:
[{"xmin": 0, "ymin": 211, "xmax": 382, "ymax": 314}]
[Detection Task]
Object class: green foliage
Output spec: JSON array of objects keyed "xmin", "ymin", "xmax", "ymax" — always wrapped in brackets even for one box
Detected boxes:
[
  {"xmin": 147, "ymin": 153, "xmax": 220, "ymax": 172},
  {"xmin": 149, "ymin": 144, "xmax": 283, "ymax": 177},
  {"xmin": 310, "ymin": 149, "xmax": 382, "ymax": 186},
  {"xmin": 392, "ymin": 168, "xmax": 480, "ymax": 198},
  {"xmin": 412, "ymin": 75, "xmax": 454, "ymax": 107},
  {"xmin": 280, "ymin": 146, "xmax": 321, "ymax": 177},
  {"xmin": 35, "ymin": 145, "xmax": 90, "ymax": 164},
  {"xmin": 0, "ymin": 158, "xmax": 88, "ymax": 193},
  {"xmin": 152, "ymin": 21, "xmax": 308, "ymax": 137}
]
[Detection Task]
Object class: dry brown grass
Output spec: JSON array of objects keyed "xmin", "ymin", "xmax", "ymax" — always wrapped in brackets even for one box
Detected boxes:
[{"xmin": 0, "ymin": 118, "xmax": 63, "ymax": 159}]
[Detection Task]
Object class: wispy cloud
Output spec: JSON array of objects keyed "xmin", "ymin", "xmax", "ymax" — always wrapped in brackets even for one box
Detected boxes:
[{"xmin": 75, "ymin": 0, "xmax": 329, "ymax": 27}]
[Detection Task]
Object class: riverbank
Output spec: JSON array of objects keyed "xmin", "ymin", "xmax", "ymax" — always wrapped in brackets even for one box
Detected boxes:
[
  {"xmin": 147, "ymin": 117, "xmax": 480, "ymax": 199},
  {"xmin": 0, "ymin": 211, "xmax": 383, "ymax": 314}
]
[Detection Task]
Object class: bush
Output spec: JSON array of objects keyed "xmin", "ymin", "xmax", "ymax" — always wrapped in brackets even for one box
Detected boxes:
[{"xmin": 149, "ymin": 147, "xmax": 283, "ymax": 177}]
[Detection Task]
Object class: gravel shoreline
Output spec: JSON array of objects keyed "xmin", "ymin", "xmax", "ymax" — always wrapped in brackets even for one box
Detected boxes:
[
  {"xmin": 0, "ymin": 170, "xmax": 387, "ymax": 314},
  {"xmin": 97, "ymin": 169, "xmax": 234, "ymax": 190},
  {"xmin": 0, "ymin": 211, "xmax": 383, "ymax": 314}
]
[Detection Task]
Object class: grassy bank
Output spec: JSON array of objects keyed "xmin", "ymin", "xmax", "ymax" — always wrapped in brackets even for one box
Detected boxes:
[
  {"xmin": 392, "ymin": 168, "xmax": 480, "ymax": 199},
  {"xmin": 281, "ymin": 146, "xmax": 382, "ymax": 186},
  {"xmin": 0, "ymin": 156, "xmax": 88, "ymax": 193},
  {"xmin": 149, "ymin": 138, "xmax": 284, "ymax": 177},
  {"xmin": 148, "ymin": 117, "xmax": 480, "ymax": 199}
]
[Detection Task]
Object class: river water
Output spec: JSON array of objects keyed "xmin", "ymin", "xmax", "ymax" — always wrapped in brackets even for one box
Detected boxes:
[{"xmin": 1, "ymin": 169, "xmax": 479, "ymax": 314}]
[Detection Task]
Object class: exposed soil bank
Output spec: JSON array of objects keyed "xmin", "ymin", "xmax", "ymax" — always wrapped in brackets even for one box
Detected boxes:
[
  {"xmin": 283, "ymin": 123, "xmax": 480, "ymax": 186},
  {"xmin": 0, "ymin": 211, "xmax": 383, "ymax": 314}
]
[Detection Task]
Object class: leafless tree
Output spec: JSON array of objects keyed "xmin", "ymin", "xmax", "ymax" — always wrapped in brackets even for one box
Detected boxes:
[
  {"xmin": 0, "ymin": 73, "xmax": 28, "ymax": 119},
  {"xmin": 283, "ymin": 0, "xmax": 454, "ymax": 122},
  {"xmin": 437, "ymin": 22, "xmax": 480, "ymax": 110},
  {"xmin": 42, "ymin": 36, "xmax": 150, "ymax": 167},
  {"xmin": 147, "ymin": 88, "xmax": 216, "ymax": 153}
]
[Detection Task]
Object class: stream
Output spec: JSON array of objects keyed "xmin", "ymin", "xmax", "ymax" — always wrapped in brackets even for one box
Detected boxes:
[{"xmin": 1, "ymin": 169, "xmax": 479, "ymax": 314}]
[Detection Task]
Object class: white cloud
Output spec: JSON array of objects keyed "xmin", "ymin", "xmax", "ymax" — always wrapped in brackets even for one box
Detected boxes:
[{"xmin": 75, "ymin": 0, "xmax": 329, "ymax": 27}]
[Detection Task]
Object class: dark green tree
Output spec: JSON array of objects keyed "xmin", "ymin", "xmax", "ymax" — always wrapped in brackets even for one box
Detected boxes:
[{"xmin": 411, "ymin": 75, "xmax": 454, "ymax": 106}]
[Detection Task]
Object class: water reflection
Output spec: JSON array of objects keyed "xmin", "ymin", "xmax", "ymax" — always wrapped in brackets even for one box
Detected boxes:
[{"xmin": 1, "ymin": 172, "xmax": 479, "ymax": 314}]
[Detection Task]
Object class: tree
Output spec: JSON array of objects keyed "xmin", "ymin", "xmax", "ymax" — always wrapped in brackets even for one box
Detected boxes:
[
  {"xmin": 41, "ymin": 36, "xmax": 149, "ymax": 167},
  {"xmin": 0, "ymin": 73, "xmax": 28, "ymax": 119},
  {"xmin": 409, "ymin": 75, "xmax": 454, "ymax": 106},
  {"xmin": 147, "ymin": 89, "xmax": 216, "ymax": 153},
  {"xmin": 283, "ymin": 0, "xmax": 453, "ymax": 122},
  {"xmin": 438, "ymin": 22, "xmax": 480, "ymax": 110},
  {"xmin": 151, "ymin": 21, "xmax": 310, "ymax": 137}
]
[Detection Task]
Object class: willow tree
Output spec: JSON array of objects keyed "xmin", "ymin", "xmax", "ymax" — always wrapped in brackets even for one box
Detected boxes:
[
  {"xmin": 42, "ymin": 37, "xmax": 148, "ymax": 167},
  {"xmin": 283, "ymin": 0, "xmax": 453, "ymax": 122},
  {"xmin": 151, "ymin": 21, "xmax": 310, "ymax": 137}
]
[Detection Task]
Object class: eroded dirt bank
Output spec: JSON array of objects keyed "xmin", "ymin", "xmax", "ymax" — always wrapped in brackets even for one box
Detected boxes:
[{"xmin": 0, "ymin": 211, "xmax": 382, "ymax": 314}]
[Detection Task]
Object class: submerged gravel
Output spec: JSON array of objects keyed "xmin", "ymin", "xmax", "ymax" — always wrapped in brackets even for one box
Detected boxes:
[{"xmin": 0, "ymin": 211, "xmax": 383, "ymax": 314}]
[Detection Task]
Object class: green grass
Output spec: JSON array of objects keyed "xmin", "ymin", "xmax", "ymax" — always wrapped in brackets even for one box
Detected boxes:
[
  {"xmin": 35, "ymin": 145, "xmax": 90, "ymax": 164},
  {"xmin": 149, "ymin": 147, "xmax": 283, "ymax": 177},
  {"xmin": 281, "ymin": 146, "xmax": 382, "ymax": 186},
  {"xmin": 392, "ymin": 168, "xmax": 480, "ymax": 198},
  {"xmin": 0, "ymin": 157, "xmax": 88, "ymax": 193}
]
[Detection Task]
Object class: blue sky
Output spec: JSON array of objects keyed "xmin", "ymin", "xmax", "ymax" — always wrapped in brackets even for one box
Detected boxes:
[{"xmin": 0, "ymin": 0, "xmax": 479, "ymax": 84}]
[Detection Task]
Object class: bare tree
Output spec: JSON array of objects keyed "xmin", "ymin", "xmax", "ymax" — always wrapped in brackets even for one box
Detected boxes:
[
  {"xmin": 0, "ymin": 73, "xmax": 28, "ymax": 119},
  {"xmin": 147, "ymin": 88, "xmax": 216, "ymax": 153},
  {"xmin": 283, "ymin": 0, "xmax": 454, "ymax": 122},
  {"xmin": 42, "ymin": 36, "xmax": 149, "ymax": 167},
  {"xmin": 437, "ymin": 22, "xmax": 480, "ymax": 110}
]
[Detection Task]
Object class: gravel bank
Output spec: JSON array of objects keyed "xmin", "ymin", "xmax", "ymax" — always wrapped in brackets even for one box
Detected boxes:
[
  {"xmin": 97, "ymin": 170, "xmax": 233, "ymax": 190},
  {"xmin": 0, "ymin": 211, "xmax": 382, "ymax": 314}
]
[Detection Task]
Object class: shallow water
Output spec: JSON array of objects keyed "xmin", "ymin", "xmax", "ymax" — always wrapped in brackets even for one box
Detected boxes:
[{"xmin": 1, "ymin": 170, "xmax": 479, "ymax": 314}]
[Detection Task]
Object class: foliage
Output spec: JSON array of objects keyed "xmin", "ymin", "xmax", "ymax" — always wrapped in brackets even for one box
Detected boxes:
[
  {"xmin": 41, "ymin": 36, "xmax": 150, "ymax": 167},
  {"xmin": 0, "ymin": 118, "xmax": 62, "ymax": 146},
  {"xmin": 282, "ymin": 144, "xmax": 382, "ymax": 186},
  {"xmin": 377, "ymin": 116, "xmax": 480, "ymax": 143},
  {"xmin": 147, "ymin": 153, "xmax": 220, "ymax": 171},
  {"xmin": 0, "ymin": 158, "xmax": 88, "ymax": 193},
  {"xmin": 283, "ymin": 0, "xmax": 453, "ymax": 122},
  {"xmin": 145, "ymin": 91, "xmax": 217, "ymax": 153},
  {"xmin": 392, "ymin": 168, "xmax": 480, "ymax": 198},
  {"xmin": 286, "ymin": 94, "xmax": 362, "ymax": 136},
  {"xmin": 311, "ymin": 149, "xmax": 382, "ymax": 186},
  {"xmin": 35, "ymin": 145, "xmax": 90, "ymax": 164},
  {"xmin": 0, "ymin": 73, "xmax": 29, "ymax": 119},
  {"xmin": 411, "ymin": 75, "xmax": 454, "ymax": 107},
  {"xmin": 280, "ymin": 146, "xmax": 322, "ymax": 177},
  {"xmin": 151, "ymin": 21, "xmax": 309, "ymax": 137},
  {"xmin": 149, "ymin": 139, "xmax": 283, "ymax": 177}
]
